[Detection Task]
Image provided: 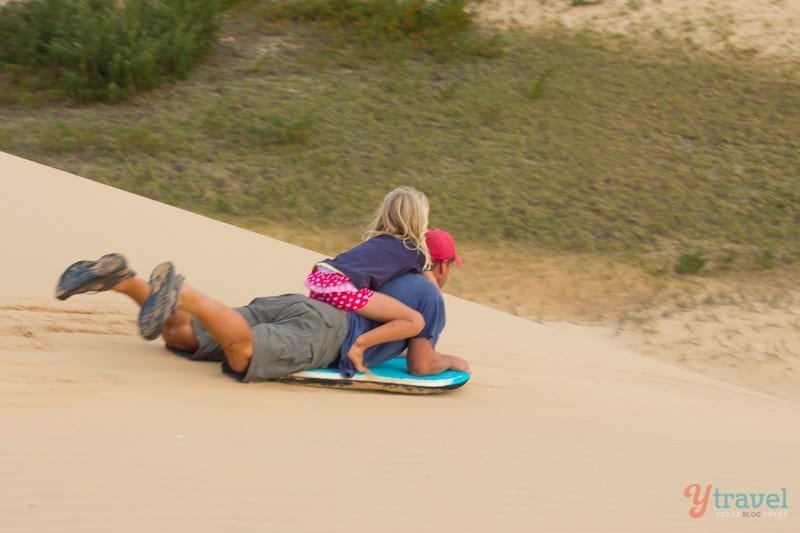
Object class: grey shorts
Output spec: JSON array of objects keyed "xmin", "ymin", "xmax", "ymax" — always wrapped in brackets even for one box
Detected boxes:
[{"xmin": 189, "ymin": 294, "xmax": 348, "ymax": 382}]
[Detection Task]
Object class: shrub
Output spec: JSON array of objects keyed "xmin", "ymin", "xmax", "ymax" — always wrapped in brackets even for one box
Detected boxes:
[
  {"xmin": 260, "ymin": 0, "xmax": 503, "ymax": 58},
  {"xmin": 0, "ymin": 0, "xmax": 222, "ymax": 102},
  {"xmin": 674, "ymin": 252, "xmax": 707, "ymax": 275},
  {"xmin": 754, "ymin": 249, "xmax": 774, "ymax": 269},
  {"xmin": 264, "ymin": 0, "xmax": 471, "ymax": 33}
]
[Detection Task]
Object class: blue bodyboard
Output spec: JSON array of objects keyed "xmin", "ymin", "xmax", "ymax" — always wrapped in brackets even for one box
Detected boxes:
[{"xmin": 274, "ymin": 357, "xmax": 470, "ymax": 394}]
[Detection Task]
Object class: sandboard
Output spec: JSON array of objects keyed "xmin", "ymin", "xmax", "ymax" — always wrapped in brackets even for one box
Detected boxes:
[{"xmin": 274, "ymin": 356, "xmax": 470, "ymax": 394}]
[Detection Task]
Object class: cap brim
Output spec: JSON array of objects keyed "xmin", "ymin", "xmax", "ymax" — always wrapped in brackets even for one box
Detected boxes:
[{"xmin": 453, "ymin": 254, "xmax": 463, "ymax": 266}]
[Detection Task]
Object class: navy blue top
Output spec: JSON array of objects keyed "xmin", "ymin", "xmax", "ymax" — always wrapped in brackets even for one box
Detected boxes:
[
  {"xmin": 337, "ymin": 273, "xmax": 446, "ymax": 378},
  {"xmin": 322, "ymin": 235, "xmax": 425, "ymax": 290}
]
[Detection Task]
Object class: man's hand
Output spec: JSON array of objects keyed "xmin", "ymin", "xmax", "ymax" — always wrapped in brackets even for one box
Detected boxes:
[
  {"xmin": 445, "ymin": 355, "xmax": 470, "ymax": 373},
  {"xmin": 406, "ymin": 337, "xmax": 470, "ymax": 376}
]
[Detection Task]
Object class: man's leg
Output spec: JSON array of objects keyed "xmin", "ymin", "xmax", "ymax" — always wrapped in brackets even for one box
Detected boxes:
[
  {"xmin": 55, "ymin": 254, "xmax": 199, "ymax": 353},
  {"xmin": 176, "ymin": 284, "xmax": 254, "ymax": 373},
  {"xmin": 138, "ymin": 262, "xmax": 255, "ymax": 373},
  {"xmin": 111, "ymin": 275, "xmax": 150, "ymax": 306},
  {"xmin": 111, "ymin": 276, "xmax": 198, "ymax": 353}
]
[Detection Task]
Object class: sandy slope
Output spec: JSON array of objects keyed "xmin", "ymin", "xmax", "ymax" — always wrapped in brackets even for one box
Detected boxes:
[
  {"xmin": 475, "ymin": 0, "xmax": 800, "ymax": 61},
  {"xmin": 460, "ymin": 0, "xmax": 800, "ymax": 403},
  {"xmin": 1, "ymin": 152, "xmax": 798, "ymax": 531},
  {"xmin": 1, "ymin": 1, "xmax": 799, "ymax": 530}
]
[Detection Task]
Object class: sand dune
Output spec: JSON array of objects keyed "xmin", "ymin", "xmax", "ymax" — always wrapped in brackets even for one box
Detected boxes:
[
  {"xmin": 2, "ymin": 1, "xmax": 799, "ymax": 530},
  {"xmin": 476, "ymin": 0, "xmax": 800, "ymax": 61},
  {"xmin": 466, "ymin": 0, "xmax": 800, "ymax": 406},
  {"xmin": 1, "ymin": 152, "xmax": 797, "ymax": 531}
]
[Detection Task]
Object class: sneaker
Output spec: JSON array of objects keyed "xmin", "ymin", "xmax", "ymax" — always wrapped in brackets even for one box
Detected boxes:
[
  {"xmin": 56, "ymin": 253, "xmax": 134, "ymax": 301},
  {"xmin": 138, "ymin": 261, "xmax": 184, "ymax": 341}
]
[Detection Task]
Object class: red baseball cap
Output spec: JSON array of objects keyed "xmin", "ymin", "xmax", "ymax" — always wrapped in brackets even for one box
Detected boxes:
[{"xmin": 425, "ymin": 228, "xmax": 463, "ymax": 266}]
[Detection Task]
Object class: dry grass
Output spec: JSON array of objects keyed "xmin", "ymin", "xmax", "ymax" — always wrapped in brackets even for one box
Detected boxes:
[{"xmin": 1, "ymin": 0, "xmax": 799, "ymax": 321}]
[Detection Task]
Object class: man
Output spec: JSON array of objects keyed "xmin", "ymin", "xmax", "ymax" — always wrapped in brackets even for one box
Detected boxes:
[{"xmin": 55, "ymin": 228, "xmax": 470, "ymax": 381}]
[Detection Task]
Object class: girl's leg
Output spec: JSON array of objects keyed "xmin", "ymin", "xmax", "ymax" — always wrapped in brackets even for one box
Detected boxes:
[{"xmin": 349, "ymin": 293, "xmax": 424, "ymax": 373}]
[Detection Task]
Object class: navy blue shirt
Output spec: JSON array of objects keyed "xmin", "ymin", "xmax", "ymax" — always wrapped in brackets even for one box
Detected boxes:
[
  {"xmin": 337, "ymin": 273, "xmax": 446, "ymax": 377},
  {"xmin": 323, "ymin": 235, "xmax": 425, "ymax": 290}
]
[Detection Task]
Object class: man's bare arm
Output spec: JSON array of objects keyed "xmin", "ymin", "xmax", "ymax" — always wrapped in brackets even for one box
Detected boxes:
[{"xmin": 406, "ymin": 337, "xmax": 470, "ymax": 376}]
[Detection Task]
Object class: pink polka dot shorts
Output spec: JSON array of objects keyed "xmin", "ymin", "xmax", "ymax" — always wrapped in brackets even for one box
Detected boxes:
[{"xmin": 304, "ymin": 268, "xmax": 374, "ymax": 312}]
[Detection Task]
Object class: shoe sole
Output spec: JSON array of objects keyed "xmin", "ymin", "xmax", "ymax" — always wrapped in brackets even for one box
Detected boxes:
[
  {"xmin": 138, "ymin": 262, "xmax": 177, "ymax": 341},
  {"xmin": 56, "ymin": 254, "xmax": 128, "ymax": 301}
]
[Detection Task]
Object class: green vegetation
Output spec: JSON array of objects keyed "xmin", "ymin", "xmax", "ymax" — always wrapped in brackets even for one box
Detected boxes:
[
  {"xmin": 0, "ymin": 0, "xmax": 222, "ymax": 101},
  {"xmin": 755, "ymin": 249, "xmax": 775, "ymax": 270},
  {"xmin": 256, "ymin": 0, "xmax": 504, "ymax": 58},
  {"xmin": 674, "ymin": 252, "xmax": 706, "ymax": 275},
  {"xmin": 0, "ymin": 0, "xmax": 798, "ymax": 274},
  {"xmin": 261, "ymin": 0, "xmax": 472, "ymax": 36}
]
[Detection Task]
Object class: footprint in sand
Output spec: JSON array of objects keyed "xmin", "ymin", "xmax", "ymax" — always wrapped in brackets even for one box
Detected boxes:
[{"xmin": 0, "ymin": 301, "xmax": 138, "ymax": 351}]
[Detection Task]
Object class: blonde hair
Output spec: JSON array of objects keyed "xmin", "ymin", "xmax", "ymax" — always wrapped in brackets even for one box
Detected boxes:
[{"xmin": 364, "ymin": 186, "xmax": 431, "ymax": 267}]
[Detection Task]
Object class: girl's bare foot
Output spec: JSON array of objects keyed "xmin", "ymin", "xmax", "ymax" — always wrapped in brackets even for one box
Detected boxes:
[{"xmin": 347, "ymin": 341, "xmax": 369, "ymax": 374}]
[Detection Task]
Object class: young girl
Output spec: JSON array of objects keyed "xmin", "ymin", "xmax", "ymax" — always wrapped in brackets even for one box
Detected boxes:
[{"xmin": 304, "ymin": 186, "xmax": 432, "ymax": 374}]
